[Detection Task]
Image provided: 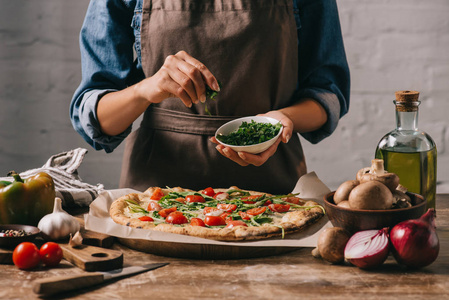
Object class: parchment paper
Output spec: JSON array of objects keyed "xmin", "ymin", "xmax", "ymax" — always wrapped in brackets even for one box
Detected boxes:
[{"xmin": 84, "ymin": 172, "xmax": 332, "ymax": 248}]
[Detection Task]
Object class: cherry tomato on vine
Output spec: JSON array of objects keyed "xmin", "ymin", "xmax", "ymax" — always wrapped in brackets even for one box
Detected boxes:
[
  {"xmin": 13, "ymin": 242, "xmax": 40, "ymax": 270},
  {"xmin": 39, "ymin": 242, "xmax": 63, "ymax": 267}
]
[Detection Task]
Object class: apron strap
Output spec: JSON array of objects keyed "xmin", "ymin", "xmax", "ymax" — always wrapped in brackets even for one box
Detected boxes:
[{"xmin": 143, "ymin": 107, "xmax": 238, "ymax": 136}]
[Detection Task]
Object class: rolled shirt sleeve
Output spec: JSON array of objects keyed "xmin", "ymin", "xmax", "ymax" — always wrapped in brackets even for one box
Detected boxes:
[
  {"xmin": 70, "ymin": 0, "xmax": 142, "ymax": 153},
  {"xmin": 77, "ymin": 89, "xmax": 131, "ymax": 153},
  {"xmin": 294, "ymin": 0, "xmax": 351, "ymax": 144}
]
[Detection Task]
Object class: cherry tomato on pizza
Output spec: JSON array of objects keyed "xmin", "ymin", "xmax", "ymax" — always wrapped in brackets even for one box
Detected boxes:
[
  {"xmin": 166, "ymin": 212, "xmax": 188, "ymax": 224},
  {"xmin": 217, "ymin": 203, "xmax": 237, "ymax": 212},
  {"xmin": 147, "ymin": 201, "xmax": 162, "ymax": 211},
  {"xmin": 139, "ymin": 216, "xmax": 154, "ymax": 222},
  {"xmin": 220, "ymin": 212, "xmax": 233, "ymax": 224},
  {"xmin": 190, "ymin": 218, "xmax": 206, "ymax": 227},
  {"xmin": 203, "ymin": 207, "xmax": 220, "ymax": 215},
  {"xmin": 213, "ymin": 192, "xmax": 229, "ymax": 200},
  {"xmin": 268, "ymin": 203, "xmax": 290, "ymax": 213},
  {"xmin": 185, "ymin": 195, "xmax": 206, "ymax": 203},
  {"xmin": 283, "ymin": 197, "xmax": 301, "ymax": 205},
  {"xmin": 150, "ymin": 187, "xmax": 165, "ymax": 200},
  {"xmin": 242, "ymin": 200, "xmax": 256, "ymax": 204},
  {"xmin": 204, "ymin": 215, "xmax": 226, "ymax": 226},
  {"xmin": 174, "ymin": 197, "xmax": 186, "ymax": 204},
  {"xmin": 239, "ymin": 211, "xmax": 250, "ymax": 220},
  {"xmin": 202, "ymin": 187, "xmax": 215, "ymax": 197},
  {"xmin": 263, "ymin": 200, "xmax": 272, "ymax": 206},
  {"xmin": 226, "ymin": 220, "xmax": 248, "ymax": 228},
  {"xmin": 241, "ymin": 195, "xmax": 263, "ymax": 204},
  {"xmin": 159, "ymin": 207, "xmax": 177, "ymax": 218},
  {"xmin": 39, "ymin": 242, "xmax": 63, "ymax": 267},
  {"xmin": 246, "ymin": 207, "xmax": 266, "ymax": 216}
]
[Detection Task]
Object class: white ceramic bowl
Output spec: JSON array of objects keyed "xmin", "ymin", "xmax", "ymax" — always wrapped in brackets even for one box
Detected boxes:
[{"xmin": 215, "ymin": 116, "xmax": 283, "ymax": 154}]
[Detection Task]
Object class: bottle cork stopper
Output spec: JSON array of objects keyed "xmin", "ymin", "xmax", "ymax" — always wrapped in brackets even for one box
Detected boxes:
[
  {"xmin": 394, "ymin": 90, "xmax": 420, "ymax": 112},
  {"xmin": 395, "ymin": 90, "xmax": 420, "ymax": 102}
]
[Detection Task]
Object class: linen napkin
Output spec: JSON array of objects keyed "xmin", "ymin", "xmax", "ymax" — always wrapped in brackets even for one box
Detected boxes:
[{"xmin": 0, "ymin": 148, "xmax": 104, "ymax": 208}]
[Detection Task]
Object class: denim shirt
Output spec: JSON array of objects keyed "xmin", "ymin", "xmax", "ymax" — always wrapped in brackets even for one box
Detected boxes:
[{"xmin": 70, "ymin": 0, "xmax": 350, "ymax": 153}]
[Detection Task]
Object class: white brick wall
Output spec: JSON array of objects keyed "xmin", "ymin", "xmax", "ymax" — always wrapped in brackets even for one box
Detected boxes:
[
  {"xmin": 0, "ymin": 0, "xmax": 448, "ymax": 194},
  {"xmin": 305, "ymin": 0, "xmax": 449, "ymax": 192}
]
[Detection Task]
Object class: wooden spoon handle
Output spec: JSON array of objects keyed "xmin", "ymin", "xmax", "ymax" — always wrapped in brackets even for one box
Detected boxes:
[{"xmin": 33, "ymin": 273, "xmax": 105, "ymax": 296}]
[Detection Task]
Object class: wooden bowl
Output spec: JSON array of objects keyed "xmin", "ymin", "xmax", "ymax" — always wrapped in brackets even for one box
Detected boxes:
[
  {"xmin": 0, "ymin": 225, "xmax": 40, "ymax": 249},
  {"xmin": 323, "ymin": 192, "xmax": 427, "ymax": 234}
]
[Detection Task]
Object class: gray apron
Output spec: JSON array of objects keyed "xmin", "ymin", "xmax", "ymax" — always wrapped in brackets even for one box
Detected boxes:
[{"xmin": 119, "ymin": 0, "xmax": 307, "ymax": 194}]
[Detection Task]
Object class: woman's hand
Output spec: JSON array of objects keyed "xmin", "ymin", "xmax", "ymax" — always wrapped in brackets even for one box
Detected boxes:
[
  {"xmin": 210, "ymin": 111, "xmax": 294, "ymax": 167},
  {"xmin": 97, "ymin": 50, "xmax": 220, "ymax": 136},
  {"xmin": 136, "ymin": 50, "xmax": 220, "ymax": 107}
]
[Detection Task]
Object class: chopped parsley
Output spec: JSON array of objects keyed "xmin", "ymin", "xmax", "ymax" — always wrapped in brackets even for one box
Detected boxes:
[
  {"xmin": 204, "ymin": 80, "xmax": 222, "ymax": 116},
  {"xmin": 216, "ymin": 120, "xmax": 282, "ymax": 146}
]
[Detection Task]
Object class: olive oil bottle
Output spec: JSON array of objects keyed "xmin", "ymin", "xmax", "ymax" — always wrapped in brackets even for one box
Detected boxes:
[{"xmin": 375, "ymin": 91, "xmax": 437, "ymax": 209}]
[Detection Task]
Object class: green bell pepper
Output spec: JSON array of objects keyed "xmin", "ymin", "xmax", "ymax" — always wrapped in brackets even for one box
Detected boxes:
[{"xmin": 0, "ymin": 171, "xmax": 55, "ymax": 226}]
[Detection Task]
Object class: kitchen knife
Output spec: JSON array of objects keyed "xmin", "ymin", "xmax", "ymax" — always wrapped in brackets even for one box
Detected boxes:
[{"xmin": 32, "ymin": 263, "xmax": 169, "ymax": 296}]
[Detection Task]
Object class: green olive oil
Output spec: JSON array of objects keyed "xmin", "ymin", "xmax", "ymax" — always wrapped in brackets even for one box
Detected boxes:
[
  {"xmin": 375, "ymin": 91, "xmax": 437, "ymax": 209},
  {"xmin": 375, "ymin": 148, "xmax": 437, "ymax": 209}
]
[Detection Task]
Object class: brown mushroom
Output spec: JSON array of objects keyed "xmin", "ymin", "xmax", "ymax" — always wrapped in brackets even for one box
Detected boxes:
[
  {"xmin": 396, "ymin": 184, "xmax": 408, "ymax": 194},
  {"xmin": 356, "ymin": 167, "xmax": 371, "ymax": 181},
  {"xmin": 334, "ymin": 180, "xmax": 360, "ymax": 204},
  {"xmin": 359, "ymin": 159, "xmax": 399, "ymax": 192},
  {"xmin": 311, "ymin": 247, "xmax": 321, "ymax": 258},
  {"xmin": 312, "ymin": 227, "xmax": 351, "ymax": 264},
  {"xmin": 392, "ymin": 190, "xmax": 412, "ymax": 209},
  {"xmin": 348, "ymin": 181, "xmax": 394, "ymax": 210},
  {"xmin": 337, "ymin": 201, "xmax": 351, "ymax": 208}
]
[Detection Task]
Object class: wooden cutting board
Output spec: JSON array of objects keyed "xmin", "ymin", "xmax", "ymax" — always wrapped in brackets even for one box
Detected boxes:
[
  {"xmin": 0, "ymin": 248, "xmax": 13, "ymax": 264},
  {"xmin": 118, "ymin": 237, "xmax": 299, "ymax": 260},
  {"xmin": 74, "ymin": 217, "xmax": 116, "ymax": 248},
  {"xmin": 0, "ymin": 243, "xmax": 123, "ymax": 271},
  {"xmin": 59, "ymin": 243, "xmax": 123, "ymax": 271},
  {"xmin": 0, "ymin": 217, "xmax": 120, "ymax": 270}
]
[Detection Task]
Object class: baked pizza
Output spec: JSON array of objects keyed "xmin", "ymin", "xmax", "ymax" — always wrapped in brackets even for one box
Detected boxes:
[{"xmin": 110, "ymin": 186, "xmax": 324, "ymax": 241}]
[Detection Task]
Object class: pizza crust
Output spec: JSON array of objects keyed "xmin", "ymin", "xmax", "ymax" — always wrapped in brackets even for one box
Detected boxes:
[{"xmin": 109, "ymin": 187, "xmax": 324, "ymax": 241}]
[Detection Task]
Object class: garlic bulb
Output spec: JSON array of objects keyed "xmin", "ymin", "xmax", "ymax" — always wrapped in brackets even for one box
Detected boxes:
[{"xmin": 38, "ymin": 197, "xmax": 80, "ymax": 240}]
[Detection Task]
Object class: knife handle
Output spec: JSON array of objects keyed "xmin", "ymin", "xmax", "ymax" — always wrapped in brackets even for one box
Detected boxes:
[{"xmin": 33, "ymin": 273, "xmax": 105, "ymax": 296}]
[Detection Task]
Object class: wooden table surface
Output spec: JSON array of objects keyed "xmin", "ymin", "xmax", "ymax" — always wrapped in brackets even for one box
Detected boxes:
[{"xmin": 2, "ymin": 195, "xmax": 448, "ymax": 300}]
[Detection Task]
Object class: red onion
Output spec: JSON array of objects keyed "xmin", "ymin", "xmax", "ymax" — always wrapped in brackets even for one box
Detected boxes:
[
  {"xmin": 344, "ymin": 228, "xmax": 390, "ymax": 269},
  {"xmin": 390, "ymin": 208, "xmax": 439, "ymax": 268}
]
